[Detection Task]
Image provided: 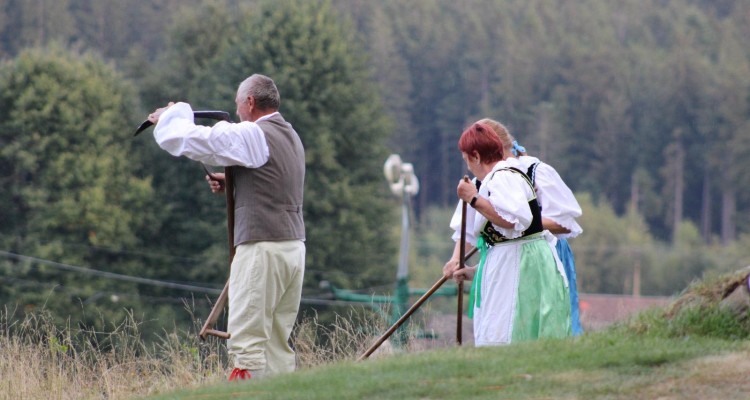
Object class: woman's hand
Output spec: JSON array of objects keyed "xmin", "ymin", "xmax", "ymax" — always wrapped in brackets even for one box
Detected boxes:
[
  {"xmin": 457, "ymin": 179, "xmax": 477, "ymax": 203},
  {"xmin": 443, "ymin": 259, "xmax": 476, "ymax": 283},
  {"xmin": 452, "ymin": 266, "xmax": 476, "ymax": 283},
  {"xmin": 443, "ymin": 258, "xmax": 460, "ymax": 279}
]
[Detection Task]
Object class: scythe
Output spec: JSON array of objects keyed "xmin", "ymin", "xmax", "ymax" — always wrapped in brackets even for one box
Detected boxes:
[{"xmin": 133, "ymin": 110, "xmax": 235, "ymax": 340}]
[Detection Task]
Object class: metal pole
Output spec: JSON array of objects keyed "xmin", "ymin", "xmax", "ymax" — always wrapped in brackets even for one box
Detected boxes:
[{"xmin": 392, "ymin": 189, "xmax": 411, "ymax": 344}]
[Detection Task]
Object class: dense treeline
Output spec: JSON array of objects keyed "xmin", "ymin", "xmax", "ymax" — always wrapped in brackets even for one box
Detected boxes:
[
  {"xmin": 343, "ymin": 0, "xmax": 750, "ymax": 245},
  {"xmin": 1, "ymin": 0, "xmax": 749, "ymax": 336}
]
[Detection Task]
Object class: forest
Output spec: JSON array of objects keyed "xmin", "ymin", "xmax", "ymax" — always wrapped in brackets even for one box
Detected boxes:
[{"xmin": 1, "ymin": 0, "xmax": 749, "ymax": 338}]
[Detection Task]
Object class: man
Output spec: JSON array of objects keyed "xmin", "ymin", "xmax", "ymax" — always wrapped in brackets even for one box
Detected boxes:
[{"xmin": 148, "ymin": 74, "xmax": 306, "ymax": 381}]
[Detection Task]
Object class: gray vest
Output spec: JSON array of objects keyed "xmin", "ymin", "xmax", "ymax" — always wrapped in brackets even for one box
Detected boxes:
[{"xmin": 232, "ymin": 113, "xmax": 305, "ymax": 245}]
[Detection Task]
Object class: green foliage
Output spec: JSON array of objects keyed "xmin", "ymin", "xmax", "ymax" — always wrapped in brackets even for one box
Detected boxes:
[
  {"xmin": 0, "ymin": 46, "xmax": 162, "ymax": 330},
  {"xmin": 373, "ymin": 1, "xmax": 482, "ymax": 207},
  {"xmin": 336, "ymin": 0, "xmax": 750, "ymax": 246},
  {"xmin": 645, "ymin": 222, "xmax": 711, "ymax": 294},
  {"xmin": 0, "ymin": 0, "xmax": 208, "ymax": 60},
  {"xmin": 0, "ymin": 46, "xmax": 151, "ymax": 247},
  {"xmin": 409, "ymin": 206, "xmax": 455, "ymax": 289},
  {"xmin": 569, "ymin": 192, "xmax": 748, "ymax": 295},
  {"xmin": 670, "ymin": 306, "xmax": 750, "ymax": 339},
  {"xmin": 2, "ymin": 0, "xmax": 750, "ymax": 244},
  {"xmin": 704, "ymin": 233, "xmax": 750, "ymax": 274},
  {"xmin": 621, "ymin": 305, "xmax": 750, "ymax": 340},
  {"xmin": 569, "ymin": 193, "xmax": 646, "ymax": 294}
]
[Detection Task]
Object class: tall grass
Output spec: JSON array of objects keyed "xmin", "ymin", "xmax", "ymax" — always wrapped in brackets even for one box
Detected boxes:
[
  {"xmin": 0, "ymin": 305, "xmax": 228, "ymax": 399},
  {"xmin": 293, "ymin": 310, "xmax": 385, "ymax": 366},
  {"xmin": 0, "ymin": 304, "xmax": 416, "ymax": 399}
]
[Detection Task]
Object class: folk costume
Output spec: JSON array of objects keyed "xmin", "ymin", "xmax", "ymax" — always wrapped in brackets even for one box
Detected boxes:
[
  {"xmin": 518, "ymin": 155, "xmax": 584, "ymax": 335},
  {"xmin": 154, "ymin": 102, "xmax": 305, "ymax": 376},
  {"xmin": 450, "ymin": 158, "xmax": 571, "ymax": 345}
]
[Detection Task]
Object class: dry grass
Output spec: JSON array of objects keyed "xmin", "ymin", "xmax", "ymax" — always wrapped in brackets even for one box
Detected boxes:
[
  {"xmin": 292, "ymin": 307, "xmax": 427, "ymax": 367},
  {"xmin": 665, "ymin": 266, "xmax": 750, "ymax": 317},
  {"xmin": 0, "ymin": 306, "xmax": 229, "ymax": 399},
  {"xmin": 293, "ymin": 310, "xmax": 384, "ymax": 367},
  {"xmin": 0, "ymin": 305, "xmax": 416, "ymax": 399}
]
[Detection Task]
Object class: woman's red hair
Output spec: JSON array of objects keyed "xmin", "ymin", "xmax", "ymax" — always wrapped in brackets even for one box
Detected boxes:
[{"xmin": 458, "ymin": 122, "xmax": 504, "ymax": 164}]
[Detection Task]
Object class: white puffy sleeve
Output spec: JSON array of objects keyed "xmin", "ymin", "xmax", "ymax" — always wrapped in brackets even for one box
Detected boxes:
[
  {"xmin": 483, "ymin": 170, "xmax": 534, "ymax": 240},
  {"xmin": 534, "ymin": 163, "xmax": 583, "ymax": 238},
  {"xmin": 450, "ymin": 179, "xmax": 480, "ymax": 245},
  {"xmin": 153, "ymin": 102, "xmax": 269, "ymax": 168}
]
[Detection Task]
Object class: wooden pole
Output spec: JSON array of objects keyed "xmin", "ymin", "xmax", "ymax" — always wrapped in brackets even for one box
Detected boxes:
[
  {"xmin": 357, "ymin": 247, "xmax": 477, "ymax": 361},
  {"xmin": 457, "ymin": 175, "xmax": 469, "ymax": 345},
  {"xmin": 199, "ymin": 167, "xmax": 235, "ymax": 340}
]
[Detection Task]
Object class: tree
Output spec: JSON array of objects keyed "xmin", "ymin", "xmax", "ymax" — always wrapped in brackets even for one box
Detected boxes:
[
  {"xmin": 570, "ymin": 193, "xmax": 657, "ymax": 294},
  {"xmin": 0, "ymin": 0, "xmax": 75, "ymax": 55},
  {"xmin": 0, "ymin": 46, "xmax": 160, "ymax": 329}
]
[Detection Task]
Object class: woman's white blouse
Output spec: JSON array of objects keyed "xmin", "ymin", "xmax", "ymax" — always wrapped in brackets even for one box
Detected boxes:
[
  {"xmin": 450, "ymin": 158, "xmax": 536, "ymax": 244},
  {"xmin": 518, "ymin": 155, "xmax": 583, "ymax": 239}
]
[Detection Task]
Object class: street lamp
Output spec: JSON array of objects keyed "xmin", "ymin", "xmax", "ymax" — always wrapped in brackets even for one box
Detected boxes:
[{"xmin": 384, "ymin": 154, "xmax": 419, "ymax": 198}]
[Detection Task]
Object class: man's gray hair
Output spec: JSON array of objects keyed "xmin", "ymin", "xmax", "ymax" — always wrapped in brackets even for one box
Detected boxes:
[{"xmin": 238, "ymin": 74, "xmax": 280, "ymax": 111}]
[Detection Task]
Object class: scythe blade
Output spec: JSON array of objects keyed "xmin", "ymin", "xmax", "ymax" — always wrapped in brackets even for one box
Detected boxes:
[{"xmin": 132, "ymin": 110, "xmax": 232, "ymax": 136}]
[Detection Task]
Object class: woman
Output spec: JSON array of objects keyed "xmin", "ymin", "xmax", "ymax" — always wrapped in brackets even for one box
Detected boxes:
[
  {"xmin": 479, "ymin": 118, "xmax": 585, "ymax": 336},
  {"xmin": 443, "ymin": 122, "xmax": 570, "ymax": 345}
]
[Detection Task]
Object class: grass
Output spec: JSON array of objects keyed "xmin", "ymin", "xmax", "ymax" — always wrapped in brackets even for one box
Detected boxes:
[
  {"xmin": 148, "ymin": 334, "xmax": 750, "ymax": 400},
  {"xmin": 0, "ymin": 307, "xmax": 228, "ymax": 399},
  {"xmin": 145, "ymin": 268, "xmax": 750, "ymax": 399},
  {"xmin": 0, "ymin": 305, "xmax": 396, "ymax": 399},
  {"xmin": 3, "ymin": 269, "xmax": 750, "ymax": 399}
]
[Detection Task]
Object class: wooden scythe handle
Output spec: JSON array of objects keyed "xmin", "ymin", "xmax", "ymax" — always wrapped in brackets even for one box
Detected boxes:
[
  {"xmin": 199, "ymin": 167, "xmax": 235, "ymax": 340},
  {"xmin": 457, "ymin": 175, "xmax": 470, "ymax": 345},
  {"xmin": 357, "ymin": 247, "xmax": 478, "ymax": 361}
]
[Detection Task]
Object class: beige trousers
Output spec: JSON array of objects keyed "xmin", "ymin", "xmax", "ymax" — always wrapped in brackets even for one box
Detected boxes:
[{"xmin": 227, "ymin": 240, "xmax": 305, "ymax": 375}]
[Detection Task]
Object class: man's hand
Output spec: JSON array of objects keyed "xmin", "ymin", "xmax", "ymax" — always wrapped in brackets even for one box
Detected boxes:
[
  {"xmin": 206, "ymin": 172, "xmax": 226, "ymax": 194},
  {"xmin": 148, "ymin": 102, "xmax": 175, "ymax": 124}
]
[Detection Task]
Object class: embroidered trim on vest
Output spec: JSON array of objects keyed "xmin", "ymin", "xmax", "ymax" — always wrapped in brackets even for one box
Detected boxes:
[{"xmin": 526, "ymin": 162, "xmax": 540, "ymax": 187}]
